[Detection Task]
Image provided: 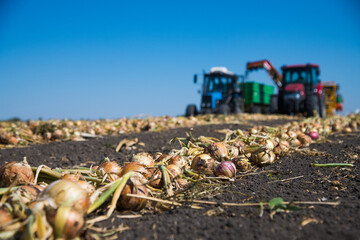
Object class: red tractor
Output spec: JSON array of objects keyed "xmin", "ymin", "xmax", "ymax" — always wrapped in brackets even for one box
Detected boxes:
[{"xmin": 246, "ymin": 60, "xmax": 326, "ymax": 117}]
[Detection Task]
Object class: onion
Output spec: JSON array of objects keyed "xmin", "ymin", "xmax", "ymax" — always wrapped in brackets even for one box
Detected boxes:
[
  {"xmin": 289, "ymin": 138, "xmax": 301, "ymax": 147},
  {"xmin": 166, "ymin": 164, "xmax": 182, "ymax": 180},
  {"xmin": 132, "ymin": 152, "xmax": 155, "ymax": 167},
  {"xmin": 99, "ymin": 161, "xmax": 122, "ymax": 181},
  {"xmin": 168, "ymin": 155, "xmax": 187, "ymax": 168},
  {"xmin": 120, "ymin": 162, "xmax": 149, "ymax": 186},
  {"xmin": 232, "ymin": 155, "xmax": 250, "ymax": 171},
  {"xmin": 214, "ymin": 161, "xmax": 236, "ymax": 178},
  {"xmin": 176, "ymin": 178, "xmax": 189, "ymax": 189},
  {"xmin": 332, "ymin": 122, "xmax": 342, "ymax": 132},
  {"xmin": 297, "ymin": 134, "xmax": 312, "ymax": 147},
  {"xmin": 61, "ymin": 173, "xmax": 82, "ymax": 181},
  {"xmin": 227, "ymin": 146, "xmax": 239, "ymax": 159},
  {"xmin": 147, "ymin": 168, "xmax": 162, "ymax": 188},
  {"xmin": 207, "ymin": 142, "xmax": 229, "ymax": 160},
  {"xmin": 191, "ymin": 154, "xmax": 215, "ymax": 175},
  {"xmin": 0, "ymin": 161, "xmax": 34, "ymax": 187},
  {"xmin": 117, "ymin": 183, "xmax": 148, "ymax": 211},
  {"xmin": 343, "ymin": 127, "xmax": 352, "ymax": 133},
  {"xmin": 250, "ymin": 150, "xmax": 275, "ymax": 166},
  {"xmin": 233, "ymin": 140, "xmax": 246, "ymax": 150},
  {"xmin": 39, "ymin": 180, "xmax": 89, "ymax": 214},
  {"xmin": 52, "ymin": 129, "xmax": 63, "ymax": 140},
  {"xmin": 77, "ymin": 180, "xmax": 95, "ymax": 195},
  {"xmin": 0, "ymin": 208, "xmax": 13, "ymax": 225},
  {"xmin": 14, "ymin": 185, "xmax": 44, "ymax": 204},
  {"xmin": 47, "ymin": 206, "xmax": 85, "ymax": 239},
  {"xmin": 308, "ymin": 131, "xmax": 319, "ymax": 140},
  {"xmin": 8, "ymin": 136, "xmax": 18, "ymax": 145}
]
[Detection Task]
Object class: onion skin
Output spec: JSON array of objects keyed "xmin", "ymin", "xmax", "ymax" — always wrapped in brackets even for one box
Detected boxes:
[
  {"xmin": 0, "ymin": 161, "xmax": 34, "ymax": 187},
  {"xmin": 214, "ymin": 161, "xmax": 236, "ymax": 178},
  {"xmin": 117, "ymin": 183, "xmax": 148, "ymax": 211},
  {"xmin": 39, "ymin": 180, "xmax": 90, "ymax": 214},
  {"xmin": 191, "ymin": 154, "xmax": 216, "ymax": 175}
]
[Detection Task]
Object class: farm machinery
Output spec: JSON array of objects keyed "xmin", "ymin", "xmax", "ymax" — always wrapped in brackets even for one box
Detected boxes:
[
  {"xmin": 185, "ymin": 67, "xmax": 274, "ymax": 116},
  {"xmin": 246, "ymin": 60, "xmax": 332, "ymax": 117},
  {"xmin": 185, "ymin": 61, "xmax": 341, "ymax": 117}
]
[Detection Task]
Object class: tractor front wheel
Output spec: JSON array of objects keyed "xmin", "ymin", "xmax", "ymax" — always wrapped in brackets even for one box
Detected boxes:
[
  {"xmin": 218, "ymin": 104, "xmax": 231, "ymax": 115},
  {"xmin": 305, "ymin": 94, "xmax": 319, "ymax": 117},
  {"xmin": 185, "ymin": 104, "xmax": 197, "ymax": 117}
]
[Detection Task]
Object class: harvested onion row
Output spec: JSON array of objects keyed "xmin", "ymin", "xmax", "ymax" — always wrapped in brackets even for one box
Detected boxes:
[{"xmin": 0, "ymin": 114, "xmax": 358, "ymax": 239}]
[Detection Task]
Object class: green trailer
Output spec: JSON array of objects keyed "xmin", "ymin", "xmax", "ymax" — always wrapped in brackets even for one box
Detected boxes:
[{"xmin": 241, "ymin": 82, "xmax": 275, "ymax": 113}]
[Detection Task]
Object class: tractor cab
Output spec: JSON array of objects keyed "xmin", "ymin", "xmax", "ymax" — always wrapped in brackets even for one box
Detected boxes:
[
  {"xmin": 279, "ymin": 64, "xmax": 325, "ymax": 116},
  {"xmin": 199, "ymin": 67, "xmax": 241, "ymax": 114},
  {"xmin": 185, "ymin": 67, "xmax": 242, "ymax": 116}
]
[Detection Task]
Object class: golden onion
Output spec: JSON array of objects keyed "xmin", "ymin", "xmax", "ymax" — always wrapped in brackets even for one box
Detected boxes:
[
  {"xmin": 38, "ymin": 180, "xmax": 89, "ymax": 214},
  {"xmin": 0, "ymin": 161, "xmax": 34, "ymax": 187}
]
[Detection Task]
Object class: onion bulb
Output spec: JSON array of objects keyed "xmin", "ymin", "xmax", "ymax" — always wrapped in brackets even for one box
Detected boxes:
[
  {"xmin": 147, "ymin": 168, "xmax": 162, "ymax": 188},
  {"xmin": 117, "ymin": 182, "xmax": 148, "ymax": 211},
  {"xmin": 168, "ymin": 155, "xmax": 187, "ymax": 168},
  {"xmin": 0, "ymin": 161, "xmax": 34, "ymax": 187},
  {"xmin": 297, "ymin": 134, "xmax": 312, "ymax": 147},
  {"xmin": 120, "ymin": 162, "xmax": 149, "ymax": 186},
  {"xmin": 166, "ymin": 164, "xmax": 182, "ymax": 180},
  {"xmin": 39, "ymin": 180, "xmax": 89, "ymax": 214},
  {"xmin": 214, "ymin": 161, "xmax": 236, "ymax": 178},
  {"xmin": 0, "ymin": 208, "xmax": 13, "ymax": 226},
  {"xmin": 250, "ymin": 150, "xmax": 275, "ymax": 166},
  {"xmin": 176, "ymin": 178, "xmax": 189, "ymax": 189},
  {"xmin": 191, "ymin": 154, "xmax": 215, "ymax": 175},
  {"xmin": 47, "ymin": 206, "xmax": 85, "ymax": 239},
  {"xmin": 207, "ymin": 142, "xmax": 229, "ymax": 160},
  {"xmin": 227, "ymin": 146, "xmax": 239, "ymax": 159},
  {"xmin": 14, "ymin": 185, "xmax": 44, "ymax": 204},
  {"xmin": 308, "ymin": 131, "xmax": 319, "ymax": 140},
  {"xmin": 132, "ymin": 152, "xmax": 155, "ymax": 167},
  {"xmin": 232, "ymin": 155, "xmax": 250, "ymax": 171},
  {"xmin": 99, "ymin": 161, "xmax": 122, "ymax": 181}
]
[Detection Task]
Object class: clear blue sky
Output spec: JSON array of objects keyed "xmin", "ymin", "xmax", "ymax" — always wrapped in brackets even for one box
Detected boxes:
[{"xmin": 1, "ymin": 0, "xmax": 359, "ymax": 120}]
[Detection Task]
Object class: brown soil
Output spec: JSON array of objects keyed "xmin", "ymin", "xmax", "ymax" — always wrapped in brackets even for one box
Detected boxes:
[{"xmin": 0, "ymin": 121, "xmax": 359, "ymax": 240}]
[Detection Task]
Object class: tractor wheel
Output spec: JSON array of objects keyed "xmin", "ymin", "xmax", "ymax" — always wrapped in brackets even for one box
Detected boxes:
[
  {"xmin": 270, "ymin": 94, "xmax": 278, "ymax": 114},
  {"xmin": 262, "ymin": 106, "xmax": 270, "ymax": 114},
  {"xmin": 185, "ymin": 104, "xmax": 197, "ymax": 117},
  {"xmin": 218, "ymin": 104, "xmax": 231, "ymax": 115},
  {"xmin": 231, "ymin": 99, "xmax": 243, "ymax": 114},
  {"xmin": 250, "ymin": 105, "xmax": 261, "ymax": 114},
  {"xmin": 319, "ymin": 94, "xmax": 326, "ymax": 118},
  {"xmin": 305, "ymin": 94, "xmax": 319, "ymax": 117}
]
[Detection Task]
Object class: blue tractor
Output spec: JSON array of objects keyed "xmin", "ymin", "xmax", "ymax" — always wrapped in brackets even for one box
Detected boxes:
[{"xmin": 185, "ymin": 67, "xmax": 243, "ymax": 116}]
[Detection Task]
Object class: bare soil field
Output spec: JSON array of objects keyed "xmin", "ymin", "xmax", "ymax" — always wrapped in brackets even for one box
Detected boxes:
[{"xmin": 0, "ymin": 119, "xmax": 359, "ymax": 240}]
